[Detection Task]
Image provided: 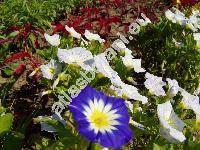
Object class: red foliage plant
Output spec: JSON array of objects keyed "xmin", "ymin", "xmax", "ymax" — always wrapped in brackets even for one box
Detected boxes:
[
  {"xmin": 52, "ymin": 0, "xmax": 170, "ymax": 39},
  {"xmin": 178, "ymin": 0, "xmax": 198, "ymax": 6}
]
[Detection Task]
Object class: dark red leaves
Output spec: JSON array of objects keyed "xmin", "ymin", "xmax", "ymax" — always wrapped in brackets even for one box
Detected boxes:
[
  {"xmin": 4, "ymin": 52, "xmax": 32, "ymax": 64},
  {"xmin": 14, "ymin": 62, "xmax": 26, "ymax": 75}
]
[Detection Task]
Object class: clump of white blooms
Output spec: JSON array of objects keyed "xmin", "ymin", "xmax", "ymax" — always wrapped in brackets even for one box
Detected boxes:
[{"xmin": 157, "ymin": 101, "xmax": 186, "ymax": 143}]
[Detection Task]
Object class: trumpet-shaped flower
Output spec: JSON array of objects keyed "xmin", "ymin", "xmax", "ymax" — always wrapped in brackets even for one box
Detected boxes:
[
  {"xmin": 165, "ymin": 10, "xmax": 176, "ymax": 23},
  {"xmin": 193, "ymin": 33, "xmax": 200, "ymax": 49},
  {"xmin": 189, "ymin": 10, "xmax": 200, "ymax": 30},
  {"xmin": 144, "ymin": 73, "xmax": 166, "ymax": 96},
  {"xmin": 40, "ymin": 59, "xmax": 61, "ymax": 80},
  {"xmin": 94, "ymin": 53, "xmax": 118, "ymax": 78},
  {"xmin": 121, "ymin": 57, "xmax": 145, "ymax": 73},
  {"xmin": 166, "ymin": 78, "xmax": 180, "ymax": 97},
  {"xmin": 157, "ymin": 101, "xmax": 186, "ymax": 143},
  {"xmin": 110, "ymin": 76, "xmax": 148, "ymax": 104},
  {"xmin": 65, "ymin": 25, "xmax": 81, "ymax": 39},
  {"xmin": 180, "ymin": 89, "xmax": 200, "ymax": 117},
  {"xmin": 165, "ymin": 9, "xmax": 187, "ymax": 26},
  {"xmin": 57, "ymin": 47, "xmax": 94, "ymax": 71},
  {"xmin": 84, "ymin": 30, "xmax": 105, "ymax": 43},
  {"xmin": 44, "ymin": 33, "xmax": 60, "ymax": 46},
  {"xmin": 69, "ymin": 86, "xmax": 132, "ymax": 149}
]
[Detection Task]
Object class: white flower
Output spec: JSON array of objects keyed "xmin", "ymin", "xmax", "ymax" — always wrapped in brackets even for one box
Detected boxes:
[
  {"xmin": 180, "ymin": 89, "xmax": 200, "ymax": 116},
  {"xmin": 110, "ymin": 76, "xmax": 148, "ymax": 104},
  {"xmin": 39, "ymin": 114, "xmax": 66, "ymax": 133},
  {"xmin": 94, "ymin": 53, "xmax": 118, "ymax": 78},
  {"xmin": 125, "ymin": 101, "xmax": 133, "ymax": 113},
  {"xmin": 166, "ymin": 78, "xmax": 180, "ymax": 97},
  {"xmin": 172, "ymin": 38, "xmax": 184, "ymax": 47},
  {"xmin": 122, "ymin": 57, "xmax": 146, "ymax": 73},
  {"xmin": 186, "ymin": 20, "xmax": 198, "ymax": 32},
  {"xmin": 157, "ymin": 101, "xmax": 186, "ymax": 143},
  {"xmin": 57, "ymin": 47, "xmax": 94, "ymax": 71},
  {"xmin": 165, "ymin": 9, "xmax": 187, "ymax": 25},
  {"xmin": 189, "ymin": 10, "xmax": 200, "ymax": 30},
  {"xmin": 65, "ymin": 25, "xmax": 81, "ymax": 39},
  {"xmin": 130, "ymin": 119, "xmax": 145, "ymax": 130},
  {"xmin": 40, "ymin": 59, "xmax": 61, "ymax": 80},
  {"xmin": 84, "ymin": 30, "xmax": 105, "ymax": 43},
  {"xmin": 193, "ymin": 33, "xmax": 200, "ymax": 49},
  {"xmin": 44, "ymin": 33, "xmax": 60, "ymax": 46},
  {"xmin": 165, "ymin": 10, "xmax": 176, "ymax": 23},
  {"xmin": 144, "ymin": 73, "xmax": 166, "ymax": 96}
]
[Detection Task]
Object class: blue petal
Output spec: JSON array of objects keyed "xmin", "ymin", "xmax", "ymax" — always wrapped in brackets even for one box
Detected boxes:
[{"xmin": 78, "ymin": 122, "xmax": 97, "ymax": 142}]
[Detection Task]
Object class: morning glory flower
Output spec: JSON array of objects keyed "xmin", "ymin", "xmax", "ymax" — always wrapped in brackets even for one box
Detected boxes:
[
  {"xmin": 165, "ymin": 10, "xmax": 176, "ymax": 23},
  {"xmin": 180, "ymin": 88, "xmax": 200, "ymax": 117},
  {"xmin": 84, "ymin": 30, "xmax": 105, "ymax": 43},
  {"xmin": 65, "ymin": 25, "xmax": 81, "ymax": 39},
  {"xmin": 40, "ymin": 59, "xmax": 61, "ymax": 80},
  {"xmin": 110, "ymin": 76, "xmax": 148, "ymax": 104},
  {"xmin": 144, "ymin": 73, "xmax": 166, "ymax": 96},
  {"xmin": 121, "ymin": 56, "xmax": 146, "ymax": 73},
  {"xmin": 166, "ymin": 78, "xmax": 180, "ymax": 97},
  {"xmin": 69, "ymin": 86, "xmax": 133, "ymax": 149},
  {"xmin": 165, "ymin": 9, "xmax": 187, "ymax": 26},
  {"xmin": 57, "ymin": 47, "xmax": 94, "ymax": 71},
  {"xmin": 157, "ymin": 101, "xmax": 186, "ymax": 143},
  {"xmin": 189, "ymin": 10, "xmax": 200, "ymax": 30},
  {"xmin": 44, "ymin": 33, "xmax": 60, "ymax": 46},
  {"xmin": 193, "ymin": 33, "xmax": 200, "ymax": 49},
  {"xmin": 94, "ymin": 53, "xmax": 118, "ymax": 78}
]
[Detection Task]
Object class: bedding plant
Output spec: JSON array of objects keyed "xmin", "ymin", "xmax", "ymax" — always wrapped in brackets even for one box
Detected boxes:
[{"xmin": 0, "ymin": 1, "xmax": 200, "ymax": 150}]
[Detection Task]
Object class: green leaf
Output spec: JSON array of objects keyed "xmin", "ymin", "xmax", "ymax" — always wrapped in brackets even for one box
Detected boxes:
[
  {"xmin": 2, "ymin": 68, "xmax": 13, "ymax": 76},
  {"xmin": 91, "ymin": 143, "xmax": 102, "ymax": 150},
  {"xmin": 153, "ymin": 143, "xmax": 167, "ymax": 150},
  {"xmin": 7, "ymin": 31, "xmax": 19, "ymax": 38},
  {"xmin": 0, "ymin": 113, "xmax": 13, "ymax": 137},
  {"xmin": 2, "ymin": 131, "xmax": 24, "ymax": 150},
  {"xmin": 34, "ymin": 117, "xmax": 67, "ymax": 138}
]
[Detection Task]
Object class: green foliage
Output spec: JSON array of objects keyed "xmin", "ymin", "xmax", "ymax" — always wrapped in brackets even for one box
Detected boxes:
[
  {"xmin": 0, "ymin": 0, "xmax": 81, "ymax": 27},
  {"xmin": 0, "ymin": 113, "xmax": 13, "ymax": 137},
  {"xmin": 130, "ymin": 18, "xmax": 200, "ymax": 92}
]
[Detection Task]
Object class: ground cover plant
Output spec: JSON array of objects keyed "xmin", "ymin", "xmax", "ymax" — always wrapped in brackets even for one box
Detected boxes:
[{"xmin": 0, "ymin": 0, "xmax": 200, "ymax": 150}]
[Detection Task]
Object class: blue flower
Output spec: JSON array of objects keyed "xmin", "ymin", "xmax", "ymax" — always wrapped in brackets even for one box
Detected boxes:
[{"xmin": 69, "ymin": 86, "xmax": 133, "ymax": 149}]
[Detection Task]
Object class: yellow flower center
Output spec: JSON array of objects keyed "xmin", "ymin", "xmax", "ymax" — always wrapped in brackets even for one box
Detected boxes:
[
  {"xmin": 49, "ymin": 68, "xmax": 55, "ymax": 74},
  {"xmin": 89, "ymin": 109, "xmax": 109, "ymax": 129}
]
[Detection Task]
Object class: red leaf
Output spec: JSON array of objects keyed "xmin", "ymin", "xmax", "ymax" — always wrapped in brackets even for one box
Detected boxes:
[
  {"xmin": 14, "ymin": 62, "xmax": 26, "ymax": 75},
  {"xmin": 4, "ymin": 52, "xmax": 32, "ymax": 64}
]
